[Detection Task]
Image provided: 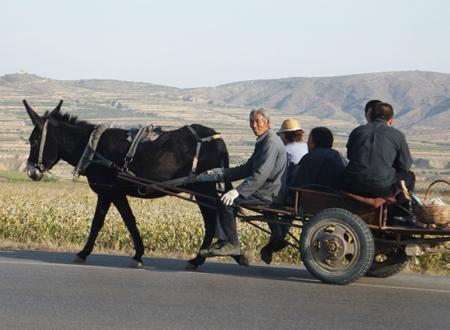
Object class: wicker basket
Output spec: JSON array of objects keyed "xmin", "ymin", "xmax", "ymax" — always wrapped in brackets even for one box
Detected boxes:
[{"xmin": 415, "ymin": 180, "xmax": 450, "ymax": 225}]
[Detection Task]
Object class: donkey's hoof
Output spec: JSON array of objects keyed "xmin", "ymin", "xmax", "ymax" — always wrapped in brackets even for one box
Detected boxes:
[
  {"xmin": 185, "ymin": 262, "xmax": 198, "ymax": 271},
  {"xmin": 130, "ymin": 259, "xmax": 143, "ymax": 268},
  {"xmin": 73, "ymin": 256, "xmax": 86, "ymax": 264},
  {"xmin": 238, "ymin": 251, "xmax": 250, "ymax": 267}
]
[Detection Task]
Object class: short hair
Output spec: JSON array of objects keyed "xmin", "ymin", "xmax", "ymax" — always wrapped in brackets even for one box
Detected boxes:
[
  {"xmin": 310, "ymin": 127, "xmax": 333, "ymax": 148},
  {"xmin": 283, "ymin": 129, "xmax": 305, "ymax": 143},
  {"xmin": 365, "ymin": 99, "xmax": 382, "ymax": 114},
  {"xmin": 249, "ymin": 107, "xmax": 270, "ymax": 121},
  {"xmin": 371, "ymin": 102, "xmax": 394, "ymax": 121}
]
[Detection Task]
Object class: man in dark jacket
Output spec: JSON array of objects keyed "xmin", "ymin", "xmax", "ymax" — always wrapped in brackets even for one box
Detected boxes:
[
  {"xmin": 290, "ymin": 127, "xmax": 346, "ymax": 190},
  {"xmin": 197, "ymin": 108, "xmax": 287, "ymax": 256},
  {"xmin": 343, "ymin": 102, "xmax": 414, "ymax": 198}
]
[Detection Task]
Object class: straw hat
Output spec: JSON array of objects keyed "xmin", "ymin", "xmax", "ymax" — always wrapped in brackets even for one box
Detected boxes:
[{"xmin": 278, "ymin": 118, "xmax": 302, "ymax": 133}]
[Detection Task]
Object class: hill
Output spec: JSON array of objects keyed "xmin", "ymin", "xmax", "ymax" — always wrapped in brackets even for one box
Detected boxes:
[
  {"xmin": 184, "ymin": 71, "xmax": 450, "ymax": 129},
  {"xmin": 0, "ymin": 71, "xmax": 449, "ymax": 179},
  {"xmin": 1, "ymin": 71, "xmax": 449, "ymax": 128}
]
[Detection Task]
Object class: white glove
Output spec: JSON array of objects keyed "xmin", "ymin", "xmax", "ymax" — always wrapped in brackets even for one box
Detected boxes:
[
  {"xmin": 196, "ymin": 168, "xmax": 224, "ymax": 182},
  {"xmin": 221, "ymin": 189, "xmax": 239, "ymax": 206}
]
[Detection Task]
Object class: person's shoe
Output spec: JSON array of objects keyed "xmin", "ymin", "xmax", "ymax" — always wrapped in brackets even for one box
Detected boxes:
[
  {"xmin": 389, "ymin": 215, "xmax": 427, "ymax": 228},
  {"xmin": 199, "ymin": 240, "xmax": 226, "ymax": 257},
  {"xmin": 208, "ymin": 242, "xmax": 241, "ymax": 256},
  {"xmin": 260, "ymin": 244, "xmax": 273, "ymax": 264}
]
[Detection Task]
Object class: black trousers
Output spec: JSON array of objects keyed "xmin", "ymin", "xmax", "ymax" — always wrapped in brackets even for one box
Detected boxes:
[
  {"xmin": 219, "ymin": 195, "xmax": 269, "ymax": 245},
  {"xmin": 268, "ymin": 217, "xmax": 292, "ymax": 242},
  {"xmin": 345, "ymin": 171, "xmax": 416, "ymax": 198}
]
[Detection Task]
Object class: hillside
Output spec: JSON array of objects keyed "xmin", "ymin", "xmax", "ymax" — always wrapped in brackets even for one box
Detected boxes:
[
  {"xmin": 184, "ymin": 71, "xmax": 450, "ymax": 128},
  {"xmin": 0, "ymin": 71, "xmax": 449, "ymax": 179},
  {"xmin": 1, "ymin": 71, "xmax": 449, "ymax": 128}
]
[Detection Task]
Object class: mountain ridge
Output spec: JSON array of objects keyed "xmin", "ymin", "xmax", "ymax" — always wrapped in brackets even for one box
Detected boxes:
[{"xmin": 1, "ymin": 70, "xmax": 449, "ymax": 129}]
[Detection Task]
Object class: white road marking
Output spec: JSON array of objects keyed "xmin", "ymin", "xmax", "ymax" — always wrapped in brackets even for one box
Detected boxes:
[
  {"xmin": 351, "ymin": 282, "xmax": 450, "ymax": 294},
  {"xmin": 1, "ymin": 258, "xmax": 449, "ymax": 294},
  {"xmin": 0, "ymin": 259, "xmax": 129, "ymax": 271}
]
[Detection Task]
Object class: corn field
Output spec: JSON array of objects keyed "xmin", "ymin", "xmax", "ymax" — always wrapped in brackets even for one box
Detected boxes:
[{"xmin": 0, "ymin": 180, "xmax": 448, "ymax": 275}]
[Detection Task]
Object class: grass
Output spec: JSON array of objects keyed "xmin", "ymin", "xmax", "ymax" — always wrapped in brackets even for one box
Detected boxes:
[
  {"xmin": 0, "ymin": 179, "xmax": 448, "ymax": 276},
  {"xmin": 0, "ymin": 170, "xmax": 57, "ymax": 182},
  {"xmin": 0, "ymin": 170, "xmax": 31, "ymax": 181}
]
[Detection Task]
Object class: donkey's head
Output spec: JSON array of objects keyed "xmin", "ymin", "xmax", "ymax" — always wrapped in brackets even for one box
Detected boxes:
[{"xmin": 24, "ymin": 100, "xmax": 63, "ymax": 181}]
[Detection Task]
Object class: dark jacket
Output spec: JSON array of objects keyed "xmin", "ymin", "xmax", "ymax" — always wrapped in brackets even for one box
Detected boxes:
[
  {"xmin": 290, "ymin": 148, "xmax": 346, "ymax": 191},
  {"xmin": 343, "ymin": 119, "xmax": 413, "ymax": 197},
  {"xmin": 224, "ymin": 129, "xmax": 287, "ymax": 203}
]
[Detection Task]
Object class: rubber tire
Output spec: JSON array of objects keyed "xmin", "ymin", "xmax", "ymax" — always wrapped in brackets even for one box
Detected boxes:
[
  {"xmin": 366, "ymin": 243, "xmax": 409, "ymax": 278},
  {"xmin": 300, "ymin": 208, "xmax": 375, "ymax": 285}
]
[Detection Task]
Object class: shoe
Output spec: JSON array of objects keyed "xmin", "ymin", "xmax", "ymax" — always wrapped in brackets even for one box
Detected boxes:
[
  {"xmin": 208, "ymin": 242, "xmax": 241, "ymax": 256},
  {"xmin": 389, "ymin": 215, "xmax": 427, "ymax": 228},
  {"xmin": 260, "ymin": 239, "xmax": 289, "ymax": 265},
  {"xmin": 199, "ymin": 240, "xmax": 226, "ymax": 257},
  {"xmin": 260, "ymin": 244, "xmax": 273, "ymax": 264}
]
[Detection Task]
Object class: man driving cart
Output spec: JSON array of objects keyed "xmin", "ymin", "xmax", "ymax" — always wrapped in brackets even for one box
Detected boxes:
[{"xmin": 196, "ymin": 108, "xmax": 287, "ymax": 257}]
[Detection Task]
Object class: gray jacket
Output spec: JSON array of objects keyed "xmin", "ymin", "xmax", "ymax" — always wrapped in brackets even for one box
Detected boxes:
[{"xmin": 224, "ymin": 129, "xmax": 287, "ymax": 203}]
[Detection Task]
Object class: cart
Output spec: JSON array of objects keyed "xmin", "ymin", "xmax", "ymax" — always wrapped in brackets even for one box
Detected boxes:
[{"xmin": 117, "ymin": 172, "xmax": 450, "ymax": 285}]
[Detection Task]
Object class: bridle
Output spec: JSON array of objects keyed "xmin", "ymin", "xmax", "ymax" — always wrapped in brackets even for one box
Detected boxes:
[{"xmin": 33, "ymin": 119, "xmax": 50, "ymax": 172}]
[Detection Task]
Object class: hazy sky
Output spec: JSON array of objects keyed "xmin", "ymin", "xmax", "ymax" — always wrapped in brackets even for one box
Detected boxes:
[{"xmin": 2, "ymin": 0, "xmax": 449, "ymax": 88}]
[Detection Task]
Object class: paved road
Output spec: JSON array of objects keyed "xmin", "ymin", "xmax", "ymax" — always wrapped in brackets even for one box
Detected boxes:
[{"xmin": 0, "ymin": 250, "xmax": 449, "ymax": 330}]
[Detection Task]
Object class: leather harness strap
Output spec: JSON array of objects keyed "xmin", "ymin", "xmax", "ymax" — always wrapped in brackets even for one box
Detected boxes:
[
  {"xmin": 72, "ymin": 124, "xmax": 221, "ymax": 187},
  {"xmin": 73, "ymin": 124, "xmax": 110, "ymax": 178},
  {"xmin": 123, "ymin": 126, "xmax": 149, "ymax": 171},
  {"xmin": 36, "ymin": 119, "xmax": 49, "ymax": 171},
  {"xmin": 187, "ymin": 125, "xmax": 221, "ymax": 174}
]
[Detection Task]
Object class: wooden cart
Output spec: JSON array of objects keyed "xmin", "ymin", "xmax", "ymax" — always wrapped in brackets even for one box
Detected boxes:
[
  {"xmin": 118, "ymin": 172, "xmax": 450, "ymax": 285},
  {"xmin": 238, "ymin": 187, "xmax": 450, "ymax": 285}
]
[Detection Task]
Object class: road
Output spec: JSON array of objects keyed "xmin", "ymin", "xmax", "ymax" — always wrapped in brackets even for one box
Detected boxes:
[{"xmin": 0, "ymin": 250, "xmax": 449, "ymax": 330}]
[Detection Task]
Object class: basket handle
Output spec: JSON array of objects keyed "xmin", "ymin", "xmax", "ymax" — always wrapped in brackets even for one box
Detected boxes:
[{"xmin": 423, "ymin": 180, "xmax": 450, "ymax": 203}]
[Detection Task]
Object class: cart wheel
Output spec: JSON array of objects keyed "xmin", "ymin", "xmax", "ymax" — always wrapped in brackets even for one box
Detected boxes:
[
  {"xmin": 366, "ymin": 243, "xmax": 409, "ymax": 278},
  {"xmin": 300, "ymin": 208, "xmax": 375, "ymax": 285}
]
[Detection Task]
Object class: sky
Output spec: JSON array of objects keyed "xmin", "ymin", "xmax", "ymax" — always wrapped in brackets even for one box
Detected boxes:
[{"xmin": 1, "ymin": 0, "xmax": 450, "ymax": 88}]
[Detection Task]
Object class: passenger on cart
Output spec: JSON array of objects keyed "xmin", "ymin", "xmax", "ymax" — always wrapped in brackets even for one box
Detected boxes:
[
  {"xmin": 363, "ymin": 99, "xmax": 382, "ymax": 123},
  {"xmin": 260, "ymin": 126, "xmax": 347, "ymax": 264},
  {"xmin": 290, "ymin": 126, "xmax": 346, "ymax": 191},
  {"xmin": 342, "ymin": 102, "xmax": 421, "ymax": 226},
  {"xmin": 277, "ymin": 118, "xmax": 308, "ymax": 168},
  {"xmin": 196, "ymin": 108, "xmax": 287, "ymax": 257}
]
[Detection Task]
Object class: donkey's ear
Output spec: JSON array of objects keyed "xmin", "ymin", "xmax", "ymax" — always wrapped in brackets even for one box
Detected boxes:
[
  {"xmin": 49, "ymin": 99, "xmax": 63, "ymax": 117},
  {"xmin": 23, "ymin": 99, "xmax": 44, "ymax": 127}
]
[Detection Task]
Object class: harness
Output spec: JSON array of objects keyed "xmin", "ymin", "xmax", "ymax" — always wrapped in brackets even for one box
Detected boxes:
[
  {"xmin": 123, "ymin": 125, "xmax": 150, "ymax": 172},
  {"xmin": 35, "ymin": 119, "xmax": 49, "ymax": 172},
  {"xmin": 187, "ymin": 126, "xmax": 221, "ymax": 174},
  {"xmin": 73, "ymin": 124, "xmax": 110, "ymax": 177},
  {"xmin": 36, "ymin": 120, "xmax": 221, "ymax": 185}
]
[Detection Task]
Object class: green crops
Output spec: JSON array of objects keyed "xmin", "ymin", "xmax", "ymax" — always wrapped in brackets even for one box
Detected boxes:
[
  {"xmin": 0, "ymin": 181, "xmax": 300, "ymax": 264},
  {"xmin": 0, "ymin": 181, "xmax": 448, "ymax": 274}
]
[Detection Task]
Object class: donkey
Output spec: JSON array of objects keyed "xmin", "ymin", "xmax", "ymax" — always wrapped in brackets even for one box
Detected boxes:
[{"xmin": 24, "ymin": 100, "xmax": 247, "ymax": 268}]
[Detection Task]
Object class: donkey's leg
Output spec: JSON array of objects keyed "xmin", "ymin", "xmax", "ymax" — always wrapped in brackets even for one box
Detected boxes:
[
  {"xmin": 186, "ymin": 203, "xmax": 217, "ymax": 269},
  {"xmin": 75, "ymin": 194, "xmax": 111, "ymax": 262},
  {"xmin": 112, "ymin": 194, "xmax": 145, "ymax": 268}
]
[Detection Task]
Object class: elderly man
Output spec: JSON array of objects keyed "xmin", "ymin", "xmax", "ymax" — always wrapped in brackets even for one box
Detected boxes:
[{"xmin": 197, "ymin": 108, "xmax": 287, "ymax": 256}]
